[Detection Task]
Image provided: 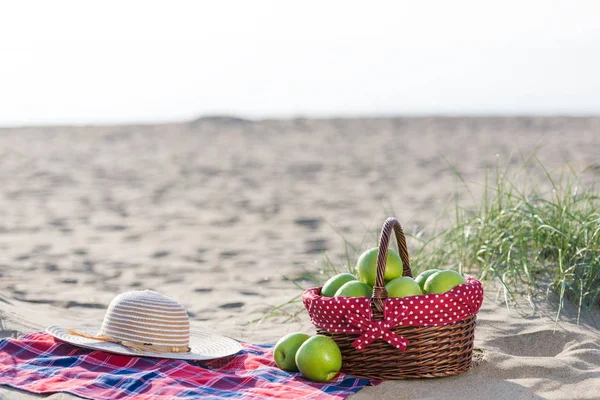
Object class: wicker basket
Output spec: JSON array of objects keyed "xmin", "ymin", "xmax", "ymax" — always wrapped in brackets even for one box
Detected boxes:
[{"xmin": 302, "ymin": 217, "xmax": 483, "ymax": 380}]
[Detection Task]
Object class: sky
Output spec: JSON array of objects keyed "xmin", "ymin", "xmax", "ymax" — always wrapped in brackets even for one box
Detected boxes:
[{"xmin": 1, "ymin": 0, "xmax": 600, "ymax": 126}]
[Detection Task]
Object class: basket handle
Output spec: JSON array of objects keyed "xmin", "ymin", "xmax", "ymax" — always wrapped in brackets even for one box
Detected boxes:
[{"xmin": 372, "ymin": 217, "xmax": 412, "ymax": 312}]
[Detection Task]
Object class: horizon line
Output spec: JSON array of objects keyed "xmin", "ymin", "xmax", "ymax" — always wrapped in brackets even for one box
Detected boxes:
[{"xmin": 2, "ymin": 112, "xmax": 600, "ymax": 129}]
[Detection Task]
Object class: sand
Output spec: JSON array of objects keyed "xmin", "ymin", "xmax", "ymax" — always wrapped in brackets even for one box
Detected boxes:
[{"xmin": 1, "ymin": 117, "xmax": 599, "ymax": 399}]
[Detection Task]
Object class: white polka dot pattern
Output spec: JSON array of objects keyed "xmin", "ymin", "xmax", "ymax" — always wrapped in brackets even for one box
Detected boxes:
[{"xmin": 302, "ymin": 277, "xmax": 484, "ymax": 352}]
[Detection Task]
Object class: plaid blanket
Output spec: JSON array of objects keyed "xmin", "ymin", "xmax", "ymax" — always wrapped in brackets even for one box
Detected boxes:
[{"xmin": 0, "ymin": 332, "xmax": 373, "ymax": 399}]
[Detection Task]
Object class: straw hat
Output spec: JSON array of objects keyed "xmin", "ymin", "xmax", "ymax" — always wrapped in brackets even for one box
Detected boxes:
[{"xmin": 46, "ymin": 290, "xmax": 242, "ymax": 360}]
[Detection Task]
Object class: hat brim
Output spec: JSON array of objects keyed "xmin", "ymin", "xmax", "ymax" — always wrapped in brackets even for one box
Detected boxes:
[{"xmin": 46, "ymin": 325, "xmax": 242, "ymax": 361}]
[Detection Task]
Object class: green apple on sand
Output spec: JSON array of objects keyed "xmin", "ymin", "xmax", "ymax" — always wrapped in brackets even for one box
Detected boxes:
[
  {"xmin": 273, "ymin": 332, "xmax": 310, "ymax": 372},
  {"xmin": 423, "ymin": 270, "xmax": 467, "ymax": 294},
  {"xmin": 385, "ymin": 276, "xmax": 423, "ymax": 298},
  {"xmin": 321, "ymin": 273, "xmax": 358, "ymax": 297},
  {"xmin": 356, "ymin": 248, "xmax": 403, "ymax": 287},
  {"xmin": 414, "ymin": 269, "xmax": 441, "ymax": 291},
  {"xmin": 295, "ymin": 335, "xmax": 342, "ymax": 382},
  {"xmin": 334, "ymin": 281, "xmax": 372, "ymax": 297}
]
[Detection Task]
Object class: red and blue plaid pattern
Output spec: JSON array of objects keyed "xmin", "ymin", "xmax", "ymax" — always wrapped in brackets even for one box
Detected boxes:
[{"xmin": 0, "ymin": 332, "xmax": 373, "ymax": 399}]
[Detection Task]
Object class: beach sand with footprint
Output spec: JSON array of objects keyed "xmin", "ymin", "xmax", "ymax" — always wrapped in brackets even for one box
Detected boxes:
[{"xmin": 1, "ymin": 117, "xmax": 599, "ymax": 399}]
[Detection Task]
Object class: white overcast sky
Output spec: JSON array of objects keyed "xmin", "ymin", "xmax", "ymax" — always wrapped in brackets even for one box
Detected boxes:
[{"xmin": 1, "ymin": 0, "xmax": 600, "ymax": 126}]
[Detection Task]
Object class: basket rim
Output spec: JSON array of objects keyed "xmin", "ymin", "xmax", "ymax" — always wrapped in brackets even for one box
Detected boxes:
[
  {"xmin": 303, "ymin": 277, "xmax": 483, "ymax": 318},
  {"xmin": 302, "ymin": 277, "xmax": 483, "ymax": 350}
]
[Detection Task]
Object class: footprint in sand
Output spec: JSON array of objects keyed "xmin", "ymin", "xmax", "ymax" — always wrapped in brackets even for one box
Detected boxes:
[
  {"xmin": 151, "ymin": 250, "xmax": 170, "ymax": 259},
  {"xmin": 583, "ymin": 163, "xmax": 600, "ymax": 174},
  {"xmin": 219, "ymin": 302, "xmax": 245, "ymax": 309},
  {"xmin": 294, "ymin": 217, "xmax": 322, "ymax": 231},
  {"xmin": 485, "ymin": 330, "xmax": 578, "ymax": 357},
  {"xmin": 239, "ymin": 291, "xmax": 261, "ymax": 296},
  {"xmin": 32, "ymin": 244, "xmax": 52, "ymax": 253},
  {"xmin": 164, "ymin": 277, "xmax": 184, "ymax": 284},
  {"xmin": 124, "ymin": 234, "xmax": 143, "ymax": 242},
  {"xmin": 11, "ymin": 295, "xmax": 104, "ymax": 309},
  {"xmin": 64, "ymin": 300, "xmax": 105, "ymax": 309},
  {"xmin": 305, "ymin": 238, "xmax": 328, "ymax": 254},
  {"xmin": 220, "ymin": 250, "xmax": 239, "ymax": 259},
  {"xmin": 45, "ymin": 263, "xmax": 58, "ymax": 272},
  {"xmin": 96, "ymin": 224, "xmax": 128, "ymax": 232},
  {"xmin": 185, "ymin": 256, "xmax": 205, "ymax": 264}
]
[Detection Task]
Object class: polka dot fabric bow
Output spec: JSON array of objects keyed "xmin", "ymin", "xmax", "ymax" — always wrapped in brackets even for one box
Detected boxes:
[{"xmin": 302, "ymin": 277, "xmax": 483, "ymax": 351}]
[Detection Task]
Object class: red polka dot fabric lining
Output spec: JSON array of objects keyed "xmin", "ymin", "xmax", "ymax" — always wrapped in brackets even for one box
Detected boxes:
[{"xmin": 302, "ymin": 277, "xmax": 483, "ymax": 351}]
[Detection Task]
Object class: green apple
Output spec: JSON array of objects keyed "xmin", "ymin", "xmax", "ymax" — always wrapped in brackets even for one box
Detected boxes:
[
  {"xmin": 414, "ymin": 269, "xmax": 441, "ymax": 291},
  {"xmin": 321, "ymin": 273, "xmax": 358, "ymax": 297},
  {"xmin": 385, "ymin": 276, "xmax": 423, "ymax": 298},
  {"xmin": 295, "ymin": 335, "xmax": 342, "ymax": 382},
  {"xmin": 334, "ymin": 281, "xmax": 372, "ymax": 297},
  {"xmin": 273, "ymin": 332, "xmax": 311, "ymax": 372},
  {"xmin": 356, "ymin": 248, "xmax": 403, "ymax": 287},
  {"xmin": 423, "ymin": 270, "xmax": 467, "ymax": 294}
]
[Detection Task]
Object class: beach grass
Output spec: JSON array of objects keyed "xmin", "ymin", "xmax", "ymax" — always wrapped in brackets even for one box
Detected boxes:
[
  {"xmin": 257, "ymin": 157, "xmax": 600, "ymax": 325},
  {"xmin": 412, "ymin": 156, "xmax": 600, "ymax": 323}
]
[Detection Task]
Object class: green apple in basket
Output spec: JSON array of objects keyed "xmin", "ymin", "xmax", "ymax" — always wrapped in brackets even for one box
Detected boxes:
[
  {"xmin": 414, "ymin": 269, "xmax": 441, "ymax": 291},
  {"xmin": 273, "ymin": 332, "xmax": 311, "ymax": 372},
  {"xmin": 385, "ymin": 276, "xmax": 423, "ymax": 298},
  {"xmin": 334, "ymin": 280, "xmax": 372, "ymax": 297},
  {"xmin": 423, "ymin": 270, "xmax": 466, "ymax": 294},
  {"xmin": 356, "ymin": 247, "xmax": 404, "ymax": 287},
  {"xmin": 295, "ymin": 335, "xmax": 342, "ymax": 382},
  {"xmin": 320, "ymin": 273, "xmax": 358, "ymax": 297}
]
